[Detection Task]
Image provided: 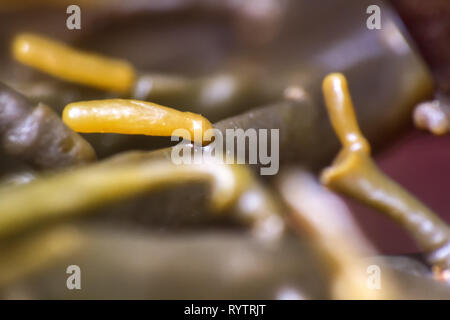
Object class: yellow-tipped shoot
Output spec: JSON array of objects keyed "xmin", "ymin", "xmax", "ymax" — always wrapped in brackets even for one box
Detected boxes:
[
  {"xmin": 12, "ymin": 33, "xmax": 136, "ymax": 93},
  {"xmin": 321, "ymin": 73, "xmax": 450, "ymax": 272},
  {"xmin": 63, "ymin": 99, "xmax": 214, "ymax": 145}
]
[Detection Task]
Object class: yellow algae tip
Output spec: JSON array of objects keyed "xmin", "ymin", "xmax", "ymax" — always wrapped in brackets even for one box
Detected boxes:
[
  {"xmin": 320, "ymin": 73, "xmax": 371, "ymax": 185},
  {"xmin": 322, "ymin": 73, "xmax": 370, "ymax": 154},
  {"xmin": 12, "ymin": 33, "xmax": 136, "ymax": 93},
  {"xmin": 63, "ymin": 99, "xmax": 214, "ymax": 145}
]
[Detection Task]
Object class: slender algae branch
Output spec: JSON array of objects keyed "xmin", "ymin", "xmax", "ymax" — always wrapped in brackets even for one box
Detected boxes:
[
  {"xmin": 278, "ymin": 169, "xmax": 398, "ymax": 299},
  {"xmin": 321, "ymin": 73, "xmax": 450, "ymax": 274}
]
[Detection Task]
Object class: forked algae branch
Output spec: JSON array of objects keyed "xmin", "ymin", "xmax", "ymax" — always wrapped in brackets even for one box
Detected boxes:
[{"xmin": 321, "ymin": 73, "xmax": 450, "ymax": 273}]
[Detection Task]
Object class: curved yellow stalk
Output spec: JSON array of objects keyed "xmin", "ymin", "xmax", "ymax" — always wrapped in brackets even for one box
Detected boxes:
[
  {"xmin": 321, "ymin": 73, "xmax": 450, "ymax": 272},
  {"xmin": 0, "ymin": 159, "xmax": 251, "ymax": 239},
  {"xmin": 322, "ymin": 73, "xmax": 370, "ymax": 154},
  {"xmin": 12, "ymin": 33, "xmax": 136, "ymax": 93},
  {"xmin": 63, "ymin": 99, "xmax": 214, "ymax": 145}
]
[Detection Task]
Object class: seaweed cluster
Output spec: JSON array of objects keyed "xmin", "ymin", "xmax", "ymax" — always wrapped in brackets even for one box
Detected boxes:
[{"xmin": 0, "ymin": 0, "xmax": 449, "ymax": 299}]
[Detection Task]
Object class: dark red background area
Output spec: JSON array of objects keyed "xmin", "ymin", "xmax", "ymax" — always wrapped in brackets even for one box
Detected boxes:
[
  {"xmin": 348, "ymin": 129, "xmax": 450, "ymax": 254},
  {"xmin": 390, "ymin": 0, "xmax": 450, "ymax": 94}
]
